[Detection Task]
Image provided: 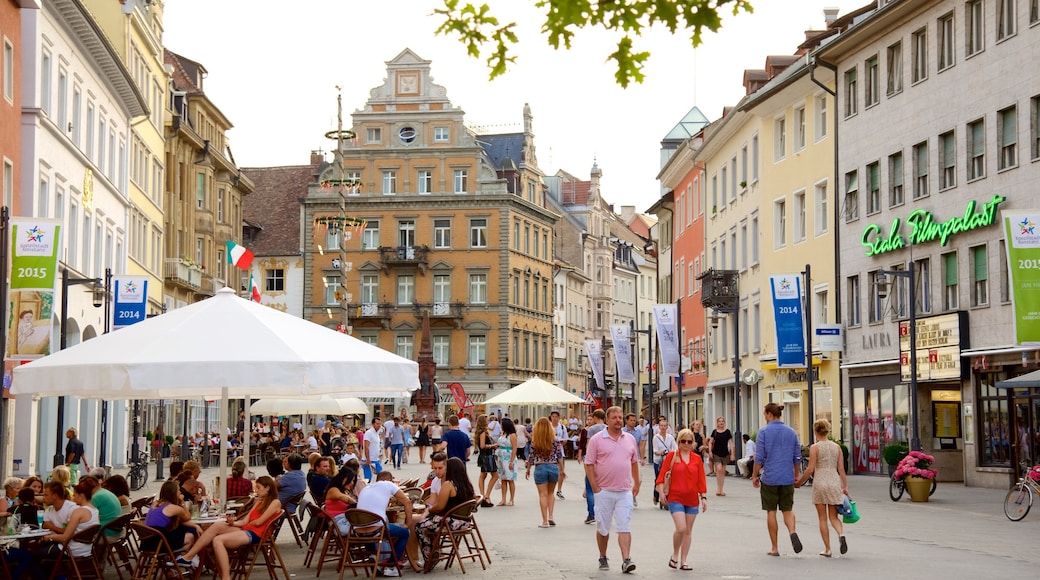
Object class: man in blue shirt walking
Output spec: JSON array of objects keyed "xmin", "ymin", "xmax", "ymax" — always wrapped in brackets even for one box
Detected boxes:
[{"xmin": 751, "ymin": 402, "xmax": 803, "ymax": 556}]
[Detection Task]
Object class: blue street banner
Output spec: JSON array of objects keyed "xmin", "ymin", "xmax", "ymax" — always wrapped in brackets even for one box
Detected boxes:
[
  {"xmin": 653, "ymin": 304, "xmax": 680, "ymax": 376},
  {"xmin": 6, "ymin": 218, "xmax": 63, "ymax": 360},
  {"xmin": 113, "ymin": 277, "xmax": 149, "ymax": 329},
  {"xmin": 770, "ymin": 275, "xmax": 806, "ymax": 368},
  {"xmin": 1003, "ymin": 210, "xmax": 1040, "ymax": 344}
]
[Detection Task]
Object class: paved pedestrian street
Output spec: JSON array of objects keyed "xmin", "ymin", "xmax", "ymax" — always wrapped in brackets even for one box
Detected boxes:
[{"xmin": 109, "ymin": 454, "xmax": 1039, "ymax": 578}]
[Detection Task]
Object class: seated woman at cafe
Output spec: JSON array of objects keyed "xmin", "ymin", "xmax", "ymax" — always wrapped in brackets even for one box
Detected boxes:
[
  {"xmin": 0, "ymin": 476, "xmax": 22, "ymax": 515},
  {"xmin": 226, "ymin": 459, "xmax": 254, "ymax": 499},
  {"xmin": 325, "ymin": 466, "xmax": 360, "ymax": 534},
  {"xmin": 178, "ymin": 461, "xmax": 206, "ymax": 503},
  {"xmin": 143, "ymin": 481, "xmax": 201, "ymax": 552},
  {"xmin": 176, "ymin": 476, "xmax": 282, "ymax": 579},
  {"xmin": 21, "ymin": 475, "xmax": 44, "ymax": 499},
  {"xmin": 102, "ymin": 475, "xmax": 132, "ymax": 511},
  {"xmin": 49, "ymin": 466, "xmax": 73, "ymax": 497},
  {"xmin": 416, "ymin": 457, "xmax": 476, "ymax": 570}
]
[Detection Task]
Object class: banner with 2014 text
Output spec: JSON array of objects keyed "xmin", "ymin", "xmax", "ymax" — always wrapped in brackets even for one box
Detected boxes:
[{"xmin": 770, "ymin": 275, "xmax": 805, "ymax": 368}]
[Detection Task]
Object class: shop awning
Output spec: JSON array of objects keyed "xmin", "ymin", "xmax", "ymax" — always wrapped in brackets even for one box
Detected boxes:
[
  {"xmin": 996, "ymin": 368, "xmax": 1040, "ymax": 389},
  {"xmin": 961, "ymin": 345, "xmax": 1038, "ymax": 357},
  {"xmin": 839, "ymin": 358, "xmax": 899, "ymax": 370}
]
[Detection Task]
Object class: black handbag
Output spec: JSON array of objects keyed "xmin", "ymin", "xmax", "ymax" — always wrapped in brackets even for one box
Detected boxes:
[{"xmin": 479, "ymin": 451, "xmax": 498, "ymax": 473}]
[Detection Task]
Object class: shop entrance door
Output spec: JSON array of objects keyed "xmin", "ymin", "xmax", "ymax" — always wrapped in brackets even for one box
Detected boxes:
[{"xmin": 1011, "ymin": 399, "xmax": 1040, "ymax": 478}]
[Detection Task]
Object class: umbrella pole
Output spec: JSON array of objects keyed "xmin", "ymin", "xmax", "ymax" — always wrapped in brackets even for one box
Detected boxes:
[
  {"xmin": 180, "ymin": 400, "xmax": 190, "ymax": 462},
  {"xmin": 217, "ymin": 388, "xmax": 229, "ymax": 504},
  {"xmin": 243, "ymin": 397, "xmax": 251, "ymax": 468}
]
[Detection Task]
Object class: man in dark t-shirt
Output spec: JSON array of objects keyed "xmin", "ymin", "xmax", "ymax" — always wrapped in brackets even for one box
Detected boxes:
[{"xmin": 443, "ymin": 415, "xmax": 472, "ymax": 463}]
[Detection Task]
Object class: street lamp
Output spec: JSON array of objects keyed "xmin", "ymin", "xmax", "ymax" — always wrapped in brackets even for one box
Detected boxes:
[
  {"xmin": 54, "ymin": 268, "xmax": 104, "ymax": 468},
  {"xmin": 875, "ymin": 263, "xmax": 921, "ymax": 452},
  {"xmin": 700, "ymin": 268, "xmax": 741, "ymax": 461}
]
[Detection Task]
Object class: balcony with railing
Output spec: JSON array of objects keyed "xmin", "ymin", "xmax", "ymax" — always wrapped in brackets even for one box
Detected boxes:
[
  {"xmin": 165, "ymin": 259, "xmax": 202, "ymax": 290},
  {"xmin": 349, "ymin": 302, "xmax": 394, "ymax": 329},
  {"xmin": 196, "ymin": 273, "xmax": 219, "ymax": 297},
  {"xmin": 413, "ymin": 301, "xmax": 465, "ymax": 328},
  {"xmin": 378, "ymin": 245, "xmax": 430, "ymax": 274}
]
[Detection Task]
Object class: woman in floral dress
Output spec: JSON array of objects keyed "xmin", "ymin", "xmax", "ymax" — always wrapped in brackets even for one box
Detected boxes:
[
  {"xmin": 796, "ymin": 419, "xmax": 849, "ymax": 557},
  {"xmin": 497, "ymin": 418, "xmax": 518, "ymax": 505}
]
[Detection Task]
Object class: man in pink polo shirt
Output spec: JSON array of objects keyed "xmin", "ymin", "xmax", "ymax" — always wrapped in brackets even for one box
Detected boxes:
[{"xmin": 585, "ymin": 406, "xmax": 640, "ymax": 574}]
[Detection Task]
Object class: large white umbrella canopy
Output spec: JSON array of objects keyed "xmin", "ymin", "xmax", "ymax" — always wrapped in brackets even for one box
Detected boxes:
[
  {"xmin": 484, "ymin": 376, "xmax": 585, "ymax": 405},
  {"xmin": 11, "ymin": 287, "xmax": 419, "ymax": 398},
  {"xmin": 249, "ymin": 396, "xmax": 369, "ymax": 416}
]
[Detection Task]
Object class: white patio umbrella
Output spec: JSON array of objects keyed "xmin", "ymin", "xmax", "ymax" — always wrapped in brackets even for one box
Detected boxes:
[
  {"xmin": 249, "ymin": 396, "xmax": 369, "ymax": 416},
  {"xmin": 12, "ymin": 287, "xmax": 418, "ymax": 493},
  {"xmin": 484, "ymin": 376, "xmax": 585, "ymax": 405}
]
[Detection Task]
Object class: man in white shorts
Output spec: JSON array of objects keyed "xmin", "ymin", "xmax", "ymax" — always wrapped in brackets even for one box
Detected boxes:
[{"xmin": 584, "ymin": 406, "xmax": 640, "ymax": 574}]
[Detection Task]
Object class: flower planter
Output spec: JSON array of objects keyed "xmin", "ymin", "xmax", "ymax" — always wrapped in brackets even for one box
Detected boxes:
[{"xmin": 905, "ymin": 476, "xmax": 932, "ymax": 502}]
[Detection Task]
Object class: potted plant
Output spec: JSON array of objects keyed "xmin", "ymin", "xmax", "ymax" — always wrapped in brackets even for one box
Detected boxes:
[
  {"xmin": 894, "ymin": 450, "xmax": 938, "ymax": 502},
  {"xmin": 163, "ymin": 435, "xmax": 174, "ymax": 458},
  {"xmin": 882, "ymin": 443, "xmax": 909, "ymax": 475}
]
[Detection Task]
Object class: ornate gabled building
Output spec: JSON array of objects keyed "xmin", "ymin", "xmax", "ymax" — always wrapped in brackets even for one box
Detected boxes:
[
  {"xmin": 163, "ymin": 49, "xmax": 253, "ymax": 309},
  {"xmin": 302, "ymin": 49, "xmax": 558, "ymax": 414}
]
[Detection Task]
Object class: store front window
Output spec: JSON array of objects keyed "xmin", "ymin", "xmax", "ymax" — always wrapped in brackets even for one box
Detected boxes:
[
  {"xmin": 851, "ymin": 383, "xmax": 908, "ymax": 475},
  {"xmin": 977, "ymin": 372, "xmax": 1011, "ymax": 467}
]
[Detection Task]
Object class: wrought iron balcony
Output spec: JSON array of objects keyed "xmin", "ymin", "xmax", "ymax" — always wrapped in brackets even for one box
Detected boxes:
[
  {"xmin": 164, "ymin": 259, "xmax": 202, "ymax": 290},
  {"xmin": 349, "ymin": 302, "xmax": 394, "ymax": 329},
  {"xmin": 378, "ymin": 245, "xmax": 430, "ymax": 274},
  {"xmin": 412, "ymin": 302, "xmax": 465, "ymax": 328}
]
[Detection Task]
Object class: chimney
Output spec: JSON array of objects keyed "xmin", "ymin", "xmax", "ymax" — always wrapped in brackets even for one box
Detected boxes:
[
  {"xmin": 823, "ymin": 7, "xmax": 839, "ymax": 26},
  {"xmin": 310, "ymin": 150, "xmax": 325, "ymax": 166}
]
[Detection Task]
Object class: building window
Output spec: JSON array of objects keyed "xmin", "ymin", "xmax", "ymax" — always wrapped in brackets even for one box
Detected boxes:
[
  {"xmin": 2, "ymin": 159, "xmax": 12, "ymax": 209},
  {"xmin": 57, "ymin": 69, "xmax": 67, "ymax": 129},
  {"xmin": 887, "ymin": 41, "xmax": 903, "ymax": 95},
  {"xmin": 217, "ymin": 188, "xmax": 224, "ymax": 222},
  {"xmin": 1033, "ymin": 0, "xmax": 1039, "ymax": 23},
  {"xmin": 967, "ymin": 0, "xmax": 984, "ymax": 56},
  {"xmin": 814, "ymin": 180, "xmax": 828, "ymax": 236},
  {"xmin": 196, "ymin": 172, "xmax": 205, "ymax": 209},
  {"xmin": 361, "ymin": 220, "xmax": 379, "ymax": 250},
  {"xmin": 265, "ymin": 268, "xmax": 284, "ymax": 292},
  {"xmin": 433, "ymin": 127, "xmax": 449, "ymax": 142},
  {"xmin": 751, "ymin": 212, "xmax": 760, "ymax": 265},
  {"xmin": 869, "ymin": 270, "xmax": 883, "ymax": 323},
  {"xmin": 396, "ymin": 336, "xmax": 414, "ymax": 360},
  {"xmin": 793, "ymin": 190, "xmax": 806, "ymax": 242},
  {"xmin": 326, "ymin": 226, "xmax": 340, "ymax": 252},
  {"xmin": 888, "ymin": 152, "xmax": 904, "ymax": 207},
  {"xmin": 382, "ymin": 170, "xmax": 397, "ymax": 194},
  {"xmin": 998, "ymin": 0, "xmax": 1017, "ymax": 40},
  {"xmin": 971, "ymin": 244, "xmax": 989, "ymax": 306},
  {"xmin": 915, "ymin": 257, "xmax": 931, "ymax": 313},
  {"xmin": 940, "ymin": 130, "xmax": 957, "ymax": 189},
  {"xmin": 86, "ymin": 102, "xmax": 95, "ymax": 159},
  {"xmin": 468, "ymin": 335, "xmax": 487, "ymax": 366},
  {"xmin": 366, "ymin": 127, "xmax": 381, "ymax": 143},
  {"xmin": 433, "ymin": 335, "xmax": 449, "ymax": 366},
  {"xmin": 998, "ymin": 105, "xmax": 1018, "ymax": 170},
  {"xmin": 433, "ymin": 274, "xmax": 451, "ymax": 304},
  {"xmin": 453, "ymin": 169, "xmax": 468, "ymax": 193},
  {"xmin": 470, "ymin": 218, "xmax": 487, "ymax": 248},
  {"xmin": 740, "ymin": 145, "xmax": 748, "ymax": 186},
  {"xmin": 774, "ymin": 199, "xmax": 786, "ymax": 249},
  {"xmin": 774, "ymin": 116, "xmax": 786, "ymax": 161},
  {"xmin": 848, "ymin": 275, "xmax": 861, "ymax": 326},
  {"xmin": 844, "ymin": 67, "xmax": 858, "ymax": 117},
  {"xmin": 938, "ymin": 12, "xmax": 955, "ymax": 71},
  {"xmin": 968, "ymin": 118, "xmax": 986, "ymax": 180},
  {"xmin": 911, "ymin": 28, "xmax": 928, "ymax": 84},
  {"xmin": 1033, "ymin": 95, "xmax": 1040, "ymax": 161},
  {"xmin": 72, "ymin": 87, "xmax": 81, "ymax": 145},
  {"xmin": 361, "ymin": 275, "xmax": 378, "ymax": 304},
  {"xmin": 794, "ymin": 107, "xmax": 806, "ymax": 150},
  {"xmin": 943, "ymin": 251, "xmax": 959, "ymax": 310},
  {"xmin": 912, "ymin": 141, "xmax": 929, "ymax": 199},
  {"xmin": 398, "ymin": 220, "xmax": 416, "ymax": 248},
  {"xmin": 434, "ymin": 219, "xmax": 451, "ymax": 248},
  {"xmin": 730, "ymin": 157, "xmax": 737, "ymax": 201},
  {"xmin": 40, "ymin": 51, "xmax": 51, "ymax": 115},
  {"xmin": 815, "ymin": 94, "xmax": 828, "ymax": 140},
  {"xmin": 721, "ymin": 166, "xmax": 728, "ymax": 202},
  {"xmin": 865, "ymin": 55, "xmax": 879, "ymax": 107},
  {"xmin": 469, "ymin": 273, "xmax": 487, "ymax": 304},
  {"xmin": 977, "ymin": 374, "xmax": 1010, "ymax": 467},
  {"xmin": 397, "ymin": 275, "xmax": 415, "ymax": 305},
  {"xmin": 751, "ymin": 134, "xmax": 759, "ymax": 182},
  {"xmin": 866, "ymin": 162, "xmax": 880, "ymax": 215},
  {"xmin": 844, "ymin": 170, "xmax": 859, "ymax": 222},
  {"xmin": 325, "ymin": 274, "xmax": 341, "ymax": 305},
  {"xmin": 418, "ymin": 169, "xmax": 433, "ymax": 193},
  {"xmin": 2, "ymin": 40, "xmax": 12, "ymax": 101}
]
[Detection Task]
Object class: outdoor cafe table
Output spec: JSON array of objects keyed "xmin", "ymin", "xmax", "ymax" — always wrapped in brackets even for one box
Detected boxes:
[{"xmin": 0, "ymin": 527, "xmax": 49, "ymax": 546}]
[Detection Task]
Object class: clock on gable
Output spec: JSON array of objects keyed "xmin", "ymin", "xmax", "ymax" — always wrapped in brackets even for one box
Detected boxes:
[{"xmin": 397, "ymin": 72, "xmax": 419, "ymax": 95}]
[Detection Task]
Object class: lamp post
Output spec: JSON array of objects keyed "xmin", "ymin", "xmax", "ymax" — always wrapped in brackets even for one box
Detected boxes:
[
  {"xmin": 701, "ymin": 268, "xmax": 740, "ymax": 461},
  {"xmin": 630, "ymin": 321, "xmax": 654, "ymax": 418},
  {"xmin": 876, "ymin": 263, "xmax": 921, "ymax": 452},
  {"xmin": 54, "ymin": 268, "xmax": 104, "ymax": 468},
  {"xmin": 97, "ymin": 268, "xmax": 112, "ymax": 467}
]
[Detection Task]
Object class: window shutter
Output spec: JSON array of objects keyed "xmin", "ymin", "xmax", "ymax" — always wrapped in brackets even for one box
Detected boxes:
[
  {"xmin": 973, "ymin": 246, "xmax": 988, "ymax": 281},
  {"xmin": 944, "ymin": 253, "xmax": 958, "ymax": 285}
]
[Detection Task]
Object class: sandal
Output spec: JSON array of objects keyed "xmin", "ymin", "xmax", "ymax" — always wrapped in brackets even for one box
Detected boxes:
[
  {"xmin": 680, "ymin": 564, "xmax": 693, "ymax": 571},
  {"xmin": 548, "ymin": 520, "xmax": 556, "ymax": 526},
  {"xmin": 538, "ymin": 523, "xmax": 550, "ymax": 528},
  {"xmin": 819, "ymin": 552, "xmax": 831, "ymax": 558},
  {"xmin": 668, "ymin": 558, "xmax": 678, "ymax": 569}
]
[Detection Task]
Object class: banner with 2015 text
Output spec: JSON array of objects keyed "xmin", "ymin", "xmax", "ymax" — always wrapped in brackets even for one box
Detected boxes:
[
  {"xmin": 6, "ymin": 219, "xmax": 63, "ymax": 360},
  {"xmin": 1004, "ymin": 210, "xmax": 1040, "ymax": 344}
]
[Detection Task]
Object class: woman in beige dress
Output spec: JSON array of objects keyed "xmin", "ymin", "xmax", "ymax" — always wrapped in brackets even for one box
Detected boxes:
[{"xmin": 796, "ymin": 419, "xmax": 849, "ymax": 557}]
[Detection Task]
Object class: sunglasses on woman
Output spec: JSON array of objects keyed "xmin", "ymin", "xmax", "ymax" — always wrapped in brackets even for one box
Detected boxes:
[{"xmin": 679, "ymin": 439, "xmax": 694, "ymax": 444}]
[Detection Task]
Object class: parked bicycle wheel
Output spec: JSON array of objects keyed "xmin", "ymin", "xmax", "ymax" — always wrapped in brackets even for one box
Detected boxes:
[
  {"xmin": 889, "ymin": 473, "xmax": 904, "ymax": 501},
  {"xmin": 930, "ymin": 476, "xmax": 937, "ymax": 496},
  {"xmin": 129, "ymin": 463, "xmax": 149, "ymax": 491},
  {"xmin": 1004, "ymin": 483, "xmax": 1033, "ymax": 521}
]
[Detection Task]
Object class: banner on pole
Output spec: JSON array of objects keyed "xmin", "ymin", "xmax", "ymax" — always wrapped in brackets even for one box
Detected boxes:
[
  {"xmin": 1004, "ymin": 210, "xmax": 1040, "ymax": 344},
  {"xmin": 584, "ymin": 340, "xmax": 605, "ymax": 392},
  {"xmin": 447, "ymin": 382, "xmax": 475, "ymax": 411},
  {"xmin": 770, "ymin": 275, "xmax": 806, "ymax": 368},
  {"xmin": 653, "ymin": 305, "xmax": 680, "ymax": 376},
  {"xmin": 610, "ymin": 325, "xmax": 635, "ymax": 384},
  {"xmin": 113, "ymin": 277, "xmax": 149, "ymax": 329},
  {"xmin": 6, "ymin": 219, "xmax": 63, "ymax": 360}
]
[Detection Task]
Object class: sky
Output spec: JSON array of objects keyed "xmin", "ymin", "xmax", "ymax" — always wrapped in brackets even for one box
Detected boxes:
[{"xmin": 162, "ymin": 0, "xmax": 868, "ymax": 213}]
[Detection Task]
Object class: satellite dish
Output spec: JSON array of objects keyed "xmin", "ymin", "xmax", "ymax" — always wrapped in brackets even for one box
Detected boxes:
[{"xmin": 741, "ymin": 368, "xmax": 761, "ymax": 386}]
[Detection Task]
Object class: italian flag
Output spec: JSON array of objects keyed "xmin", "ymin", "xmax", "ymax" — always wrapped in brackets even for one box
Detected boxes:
[
  {"xmin": 226, "ymin": 240, "xmax": 254, "ymax": 269},
  {"xmin": 249, "ymin": 273, "xmax": 261, "ymax": 303}
]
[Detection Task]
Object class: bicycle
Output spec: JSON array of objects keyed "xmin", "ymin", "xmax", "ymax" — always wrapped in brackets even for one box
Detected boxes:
[
  {"xmin": 889, "ymin": 470, "xmax": 937, "ymax": 501},
  {"xmin": 128, "ymin": 450, "xmax": 149, "ymax": 492},
  {"xmin": 1003, "ymin": 466, "xmax": 1040, "ymax": 521}
]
